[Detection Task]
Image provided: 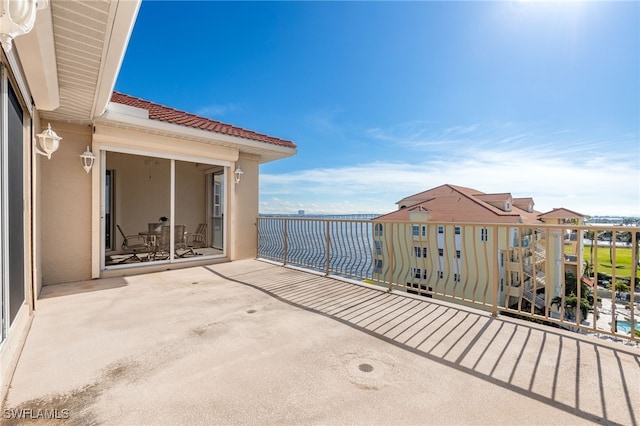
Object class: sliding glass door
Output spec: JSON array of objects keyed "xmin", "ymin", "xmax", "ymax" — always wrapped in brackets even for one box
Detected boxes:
[
  {"xmin": 102, "ymin": 151, "xmax": 226, "ymax": 268},
  {"xmin": 211, "ymin": 172, "xmax": 224, "ymax": 250},
  {"xmin": 1, "ymin": 64, "xmax": 28, "ymax": 341}
]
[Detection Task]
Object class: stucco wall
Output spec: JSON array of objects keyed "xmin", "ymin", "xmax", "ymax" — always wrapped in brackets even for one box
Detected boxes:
[
  {"xmin": 231, "ymin": 154, "xmax": 260, "ymax": 260},
  {"xmin": 33, "ymin": 112, "xmax": 43, "ymax": 297},
  {"xmin": 40, "ymin": 121, "xmax": 93, "ymax": 285}
]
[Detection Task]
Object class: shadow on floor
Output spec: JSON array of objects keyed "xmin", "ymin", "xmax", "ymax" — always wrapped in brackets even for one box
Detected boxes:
[{"xmin": 206, "ymin": 263, "xmax": 640, "ymax": 426}]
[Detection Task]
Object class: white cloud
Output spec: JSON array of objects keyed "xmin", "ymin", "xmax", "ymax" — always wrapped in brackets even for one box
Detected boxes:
[
  {"xmin": 260, "ymin": 121, "xmax": 639, "ymax": 216},
  {"xmin": 260, "ymin": 146, "xmax": 640, "ymax": 216}
]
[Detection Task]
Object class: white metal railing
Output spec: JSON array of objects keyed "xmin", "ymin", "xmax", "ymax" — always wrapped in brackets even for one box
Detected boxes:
[{"xmin": 257, "ymin": 217, "xmax": 639, "ymax": 342}]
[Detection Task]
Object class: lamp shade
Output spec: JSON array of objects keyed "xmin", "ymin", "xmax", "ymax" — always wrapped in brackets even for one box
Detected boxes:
[
  {"xmin": 0, "ymin": 0, "xmax": 47, "ymax": 51},
  {"xmin": 35, "ymin": 123, "xmax": 61, "ymax": 159},
  {"xmin": 234, "ymin": 166, "xmax": 244, "ymax": 184},
  {"xmin": 80, "ymin": 146, "xmax": 95, "ymax": 173}
]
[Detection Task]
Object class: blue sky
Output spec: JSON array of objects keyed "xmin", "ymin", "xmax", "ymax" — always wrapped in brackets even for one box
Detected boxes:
[{"xmin": 115, "ymin": 1, "xmax": 639, "ymax": 217}]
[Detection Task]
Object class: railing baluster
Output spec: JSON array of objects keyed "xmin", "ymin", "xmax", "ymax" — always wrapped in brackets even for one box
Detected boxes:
[
  {"xmin": 491, "ymin": 224, "xmax": 499, "ymax": 317},
  {"xmin": 256, "ymin": 217, "xmax": 640, "ymax": 343},
  {"xmin": 325, "ymin": 220, "xmax": 330, "ymax": 276}
]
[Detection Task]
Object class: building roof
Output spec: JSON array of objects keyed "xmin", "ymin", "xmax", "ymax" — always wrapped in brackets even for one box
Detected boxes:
[
  {"xmin": 513, "ymin": 197, "xmax": 534, "ymax": 210},
  {"xmin": 473, "ymin": 193, "xmax": 511, "ymax": 203},
  {"xmin": 379, "ymin": 184, "xmax": 543, "ymax": 224},
  {"xmin": 111, "ymin": 92, "xmax": 297, "ymax": 149},
  {"xmin": 537, "ymin": 207, "xmax": 586, "ymax": 219}
]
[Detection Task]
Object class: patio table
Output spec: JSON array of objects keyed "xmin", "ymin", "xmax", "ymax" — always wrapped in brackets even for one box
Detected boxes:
[{"xmin": 139, "ymin": 231, "xmax": 161, "ymax": 260}]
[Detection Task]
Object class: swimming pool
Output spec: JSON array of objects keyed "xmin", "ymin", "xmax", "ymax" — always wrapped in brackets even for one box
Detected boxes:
[{"xmin": 616, "ymin": 321, "xmax": 639, "ymax": 334}]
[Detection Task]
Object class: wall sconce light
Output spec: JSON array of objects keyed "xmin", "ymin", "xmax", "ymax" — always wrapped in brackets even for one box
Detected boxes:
[
  {"xmin": 35, "ymin": 123, "xmax": 61, "ymax": 159},
  {"xmin": 0, "ymin": 0, "xmax": 47, "ymax": 52},
  {"xmin": 80, "ymin": 146, "xmax": 95, "ymax": 173},
  {"xmin": 234, "ymin": 166, "xmax": 244, "ymax": 184}
]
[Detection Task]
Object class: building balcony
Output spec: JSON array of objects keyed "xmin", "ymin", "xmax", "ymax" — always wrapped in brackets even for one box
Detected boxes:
[{"xmin": 3, "ymin": 259, "xmax": 638, "ymax": 424}]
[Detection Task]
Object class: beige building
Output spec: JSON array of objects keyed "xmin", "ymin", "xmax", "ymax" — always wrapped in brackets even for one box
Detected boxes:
[
  {"xmin": 372, "ymin": 184, "xmax": 585, "ymax": 314},
  {"xmin": 0, "ymin": 0, "xmax": 296, "ymax": 399}
]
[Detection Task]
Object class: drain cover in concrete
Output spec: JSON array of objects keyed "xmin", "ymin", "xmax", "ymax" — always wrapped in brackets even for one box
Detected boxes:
[{"xmin": 358, "ymin": 363, "xmax": 374, "ymax": 373}]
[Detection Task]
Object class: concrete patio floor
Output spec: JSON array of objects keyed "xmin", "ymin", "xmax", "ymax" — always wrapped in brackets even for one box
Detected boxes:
[{"xmin": 2, "ymin": 259, "xmax": 639, "ymax": 425}]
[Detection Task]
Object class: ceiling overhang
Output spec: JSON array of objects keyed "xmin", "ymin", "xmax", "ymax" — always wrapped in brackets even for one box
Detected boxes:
[
  {"xmin": 14, "ymin": 2, "xmax": 59, "ymax": 111},
  {"xmin": 30, "ymin": 0, "xmax": 140, "ymax": 124}
]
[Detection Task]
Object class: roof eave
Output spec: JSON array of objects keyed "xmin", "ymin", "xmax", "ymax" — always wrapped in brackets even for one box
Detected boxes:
[
  {"xmin": 14, "ymin": 2, "xmax": 59, "ymax": 111},
  {"xmin": 92, "ymin": 0, "xmax": 141, "ymax": 118},
  {"xmin": 97, "ymin": 106, "xmax": 298, "ymax": 163}
]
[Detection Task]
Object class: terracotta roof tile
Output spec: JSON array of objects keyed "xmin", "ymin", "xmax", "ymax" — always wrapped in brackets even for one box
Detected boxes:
[
  {"xmin": 474, "ymin": 193, "xmax": 512, "ymax": 203},
  {"xmin": 111, "ymin": 92, "xmax": 297, "ymax": 149},
  {"xmin": 538, "ymin": 208, "xmax": 586, "ymax": 219},
  {"xmin": 379, "ymin": 184, "xmax": 543, "ymax": 224}
]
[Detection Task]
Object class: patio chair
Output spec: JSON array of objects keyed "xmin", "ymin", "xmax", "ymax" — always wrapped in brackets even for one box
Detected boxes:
[
  {"xmin": 176, "ymin": 223, "xmax": 206, "ymax": 258},
  {"xmin": 156, "ymin": 225, "xmax": 171, "ymax": 260},
  {"xmin": 116, "ymin": 224, "xmax": 150, "ymax": 263},
  {"xmin": 157, "ymin": 225, "xmax": 191, "ymax": 258},
  {"xmin": 186, "ymin": 223, "xmax": 207, "ymax": 248}
]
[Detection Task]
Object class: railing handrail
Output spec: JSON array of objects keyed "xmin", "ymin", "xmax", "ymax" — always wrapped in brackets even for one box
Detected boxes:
[{"xmin": 257, "ymin": 216, "xmax": 639, "ymax": 343}]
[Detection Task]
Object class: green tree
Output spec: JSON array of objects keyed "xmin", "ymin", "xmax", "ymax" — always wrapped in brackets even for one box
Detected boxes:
[
  {"xmin": 550, "ymin": 271, "xmax": 594, "ymax": 321},
  {"xmin": 584, "ymin": 230, "xmax": 595, "ymax": 269}
]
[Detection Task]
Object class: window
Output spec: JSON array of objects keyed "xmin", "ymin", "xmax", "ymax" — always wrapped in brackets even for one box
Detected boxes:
[
  {"xmin": 438, "ymin": 271, "xmax": 444, "ymax": 279},
  {"xmin": 411, "ymin": 268, "xmax": 428, "ymax": 280},
  {"xmin": 421, "ymin": 226, "xmax": 427, "ymax": 237},
  {"xmin": 438, "ymin": 248, "xmax": 444, "ymax": 257},
  {"xmin": 438, "ymin": 226, "xmax": 444, "ymax": 234},
  {"xmin": 374, "ymin": 240, "xmax": 382, "ymax": 255},
  {"xmin": 412, "ymin": 225, "xmax": 420, "ymax": 237},
  {"xmin": 6, "ymin": 81, "xmax": 26, "ymax": 328},
  {"xmin": 413, "ymin": 246, "xmax": 427, "ymax": 258},
  {"xmin": 456, "ymin": 250, "xmax": 461, "ymax": 259},
  {"xmin": 480, "ymin": 227, "xmax": 489, "ymax": 242},
  {"xmin": 374, "ymin": 259, "xmax": 383, "ymax": 274},
  {"xmin": 455, "ymin": 226, "xmax": 461, "ymax": 235},
  {"xmin": 374, "ymin": 223, "xmax": 383, "ymax": 237},
  {"xmin": 454, "ymin": 273, "xmax": 459, "ymax": 282}
]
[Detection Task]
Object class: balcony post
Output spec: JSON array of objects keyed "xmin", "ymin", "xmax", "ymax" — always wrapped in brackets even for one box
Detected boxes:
[
  {"xmin": 611, "ymin": 230, "xmax": 617, "ymax": 333},
  {"xmin": 283, "ymin": 218, "xmax": 288, "ymax": 266},
  {"xmin": 631, "ymin": 231, "xmax": 638, "ymax": 342},
  {"xmin": 387, "ymin": 223, "xmax": 394, "ymax": 292},
  {"xmin": 492, "ymin": 224, "xmax": 499, "ymax": 317}
]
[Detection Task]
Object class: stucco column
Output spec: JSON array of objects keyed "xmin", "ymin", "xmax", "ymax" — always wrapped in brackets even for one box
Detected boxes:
[{"xmin": 230, "ymin": 154, "xmax": 260, "ymax": 260}]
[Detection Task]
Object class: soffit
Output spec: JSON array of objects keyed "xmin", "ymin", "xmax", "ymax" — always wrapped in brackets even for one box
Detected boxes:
[{"xmin": 39, "ymin": 1, "xmax": 111, "ymax": 123}]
